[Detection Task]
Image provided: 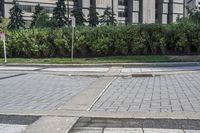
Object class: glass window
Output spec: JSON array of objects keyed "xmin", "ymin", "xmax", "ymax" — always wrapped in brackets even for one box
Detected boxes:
[{"xmin": 118, "ymin": 0, "xmax": 127, "ymax": 6}]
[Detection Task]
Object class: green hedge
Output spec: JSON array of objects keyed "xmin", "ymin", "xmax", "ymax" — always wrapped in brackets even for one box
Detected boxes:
[{"xmin": 1, "ymin": 23, "xmax": 200, "ymax": 58}]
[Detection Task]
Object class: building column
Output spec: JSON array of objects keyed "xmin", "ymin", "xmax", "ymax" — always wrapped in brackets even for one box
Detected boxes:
[
  {"xmin": 128, "ymin": 0, "xmax": 140, "ymax": 23},
  {"xmin": 155, "ymin": 0, "xmax": 169, "ymax": 24},
  {"xmin": 0, "ymin": 0, "xmax": 4, "ymax": 17},
  {"xmin": 140, "ymin": 0, "xmax": 156, "ymax": 23},
  {"xmin": 139, "ymin": 0, "xmax": 143, "ymax": 23},
  {"xmin": 168, "ymin": 0, "xmax": 184, "ymax": 23},
  {"xmin": 90, "ymin": 0, "xmax": 96, "ymax": 7},
  {"xmin": 127, "ymin": 0, "xmax": 133, "ymax": 23}
]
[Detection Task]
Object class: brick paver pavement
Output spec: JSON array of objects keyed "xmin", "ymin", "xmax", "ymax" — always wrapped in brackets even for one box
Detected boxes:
[
  {"xmin": 0, "ymin": 73, "xmax": 98, "ymax": 110},
  {"xmin": 91, "ymin": 73, "xmax": 200, "ymax": 112}
]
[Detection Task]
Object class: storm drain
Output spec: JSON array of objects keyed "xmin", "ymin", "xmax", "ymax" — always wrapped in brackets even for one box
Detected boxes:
[
  {"xmin": 131, "ymin": 74, "xmax": 154, "ymax": 77},
  {"xmin": 70, "ymin": 117, "xmax": 200, "ymax": 133}
]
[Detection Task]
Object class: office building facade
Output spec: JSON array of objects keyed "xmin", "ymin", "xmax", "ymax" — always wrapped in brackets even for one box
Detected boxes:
[
  {"xmin": 186, "ymin": 0, "xmax": 200, "ymax": 10},
  {"xmin": 0, "ymin": 0, "xmax": 185, "ymax": 24}
]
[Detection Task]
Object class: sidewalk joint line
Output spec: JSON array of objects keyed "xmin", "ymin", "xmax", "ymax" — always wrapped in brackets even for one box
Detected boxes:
[
  {"xmin": 87, "ymin": 77, "xmax": 117, "ymax": 111},
  {"xmin": 0, "ymin": 73, "xmax": 27, "ymax": 80}
]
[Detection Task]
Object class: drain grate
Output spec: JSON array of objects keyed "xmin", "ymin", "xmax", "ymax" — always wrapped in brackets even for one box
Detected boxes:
[
  {"xmin": 131, "ymin": 74, "xmax": 154, "ymax": 77},
  {"xmin": 74, "ymin": 118, "xmax": 200, "ymax": 130}
]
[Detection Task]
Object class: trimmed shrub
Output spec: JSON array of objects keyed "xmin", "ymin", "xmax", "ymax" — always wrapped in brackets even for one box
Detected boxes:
[{"xmin": 0, "ymin": 23, "xmax": 200, "ymax": 58}]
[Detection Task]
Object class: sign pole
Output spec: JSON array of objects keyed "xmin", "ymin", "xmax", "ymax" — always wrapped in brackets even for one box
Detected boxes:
[
  {"xmin": 0, "ymin": 32, "xmax": 7, "ymax": 63},
  {"xmin": 71, "ymin": 17, "xmax": 76, "ymax": 62},
  {"xmin": 71, "ymin": 26, "xmax": 74, "ymax": 62},
  {"xmin": 3, "ymin": 40, "xmax": 7, "ymax": 63}
]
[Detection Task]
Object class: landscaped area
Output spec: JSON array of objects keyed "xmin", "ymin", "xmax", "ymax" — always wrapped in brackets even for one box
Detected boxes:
[
  {"xmin": 1, "ymin": 1, "xmax": 200, "ymax": 62},
  {"xmin": 1, "ymin": 56, "xmax": 200, "ymax": 64}
]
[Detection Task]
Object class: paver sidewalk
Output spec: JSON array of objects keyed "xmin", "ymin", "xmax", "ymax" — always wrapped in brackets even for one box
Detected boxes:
[
  {"xmin": 0, "ymin": 73, "xmax": 98, "ymax": 111},
  {"xmin": 91, "ymin": 73, "xmax": 200, "ymax": 112},
  {"xmin": 0, "ymin": 66, "xmax": 200, "ymax": 133}
]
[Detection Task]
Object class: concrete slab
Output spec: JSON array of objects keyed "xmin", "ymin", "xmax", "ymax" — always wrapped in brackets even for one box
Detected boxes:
[
  {"xmin": 143, "ymin": 128, "xmax": 184, "ymax": 133},
  {"xmin": 43, "ymin": 68, "xmax": 109, "ymax": 72},
  {"xmin": 104, "ymin": 128, "xmax": 143, "ymax": 133},
  {"xmin": 184, "ymin": 130, "xmax": 200, "ymax": 133},
  {"xmin": 59, "ymin": 77, "xmax": 115, "ymax": 111},
  {"xmin": 0, "ymin": 124, "xmax": 27, "ymax": 133},
  {"xmin": 106, "ymin": 67, "xmax": 122, "ymax": 75},
  {"xmin": 121, "ymin": 66, "xmax": 200, "ymax": 74},
  {"xmin": 0, "ymin": 66, "xmax": 41, "ymax": 71},
  {"xmin": 23, "ymin": 116, "xmax": 78, "ymax": 133}
]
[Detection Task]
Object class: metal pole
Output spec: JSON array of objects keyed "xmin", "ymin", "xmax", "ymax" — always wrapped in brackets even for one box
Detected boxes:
[
  {"xmin": 71, "ymin": 27, "xmax": 74, "ymax": 61},
  {"xmin": 111, "ymin": 0, "xmax": 114, "ymax": 24},
  {"xmin": 67, "ymin": 0, "xmax": 70, "ymax": 25},
  {"xmin": 3, "ymin": 40, "xmax": 7, "ymax": 63}
]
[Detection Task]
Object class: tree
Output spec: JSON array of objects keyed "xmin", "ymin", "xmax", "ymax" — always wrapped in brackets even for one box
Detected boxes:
[
  {"xmin": 177, "ymin": 8, "xmax": 200, "ymax": 25},
  {"xmin": 52, "ymin": 0, "xmax": 68, "ymax": 28},
  {"xmin": 34, "ymin": 11, "xmax": 52, "ymax": 28},
  {"xmin": 188, "ymin": 9, "xmax": 200, "ymax": 24},
  {"xmin": 71, "ymin": 9, "xmax": 86, "ymax": 26},
  {"xmin": 30, "ymin": 4, "xmax": 44, "ymax": 28},
  {"xmin": 100, "ymin": 7, "xmax": 116, "ymax": 25},
  {"xmin": 8, "ymin": 0, "xmax": 25, "ymax": 30},
  {"xmin": 87, "ymin": 7, "xmax": 99, "ymax": 27}
]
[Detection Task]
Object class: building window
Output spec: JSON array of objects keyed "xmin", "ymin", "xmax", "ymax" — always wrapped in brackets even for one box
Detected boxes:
[
  {"xmin": 19, "ymin": 5, "xmax": 32, "ymax": 13},
  {"xmin": 18, "ymin": 5, "xmax": 54, "ymax": 14},
  {"xmin": 42, "ymin": 6, "xmax": 54, "ymax": 14},
  {"xmin": 118, "ymin": 11, "xmax": 127, "ymax": 17},
  {"xmin": 118, "ymin": 0, "xmax": 127, "ymax": 6}
]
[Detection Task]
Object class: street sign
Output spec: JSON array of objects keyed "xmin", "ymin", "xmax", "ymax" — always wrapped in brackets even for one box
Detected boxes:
[
  {"xmin": 0, "ymin": 32, "xmax": 7, "ymax": 63},
  {"xmin": 0, "ymin": 32, "xmax": 5, "ymax": 41}
]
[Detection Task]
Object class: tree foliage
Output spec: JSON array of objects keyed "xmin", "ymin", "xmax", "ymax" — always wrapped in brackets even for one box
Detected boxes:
[
  {"xmin": 87, "ymin": 7, "xmax": 99, "ymax": 27},
  {"xmin": 188, "ymin": 9, "xmax": 200, "ymax": 24},
  {"xmin": 0, "ymin": 18, "xmax": 9, "ymax": 32},
  {"xmin": 33, "ymin": 11, "xmax": 52, "ymax": 28},
  {"xmin": 0, "ymin": 17, "xmax": 3, "ymax": 32},
  {"xmin": 71, "ymin": 9, "xmax": 87, "ymax": 26},
  {"xmin": 52, "ymin": 0, "xmax": 68, "ymax": 28},
  {"xmin": 177, "ymin": 8, "xmax": 200, "ymax": 25},
  {"xmin": 30, "ymin": 4, "xmax": 44, "ymax": 28},
  {"xmin": 8, "ymin": 0, "xmax": 25, "ymax": 30},
  {"xmin": 2, "ymin": 24, "xmax": 200, "ymax": 58},
  {"xmin": 100, "ymin": 7, "xmax": 116, "ymax": 25}
]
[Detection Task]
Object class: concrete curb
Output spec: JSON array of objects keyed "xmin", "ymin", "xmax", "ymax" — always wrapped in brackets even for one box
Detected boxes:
[
  {"xmin": 0, "ymin": 109, "xmax": 200, "ymax": 120},
  {"xmin": 1, "ymin": 62, "xmax": 200, "ymax": 68},
  {"xmin": 23, "ymin": 116, "xmax": 79, "ymax": 133}
]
